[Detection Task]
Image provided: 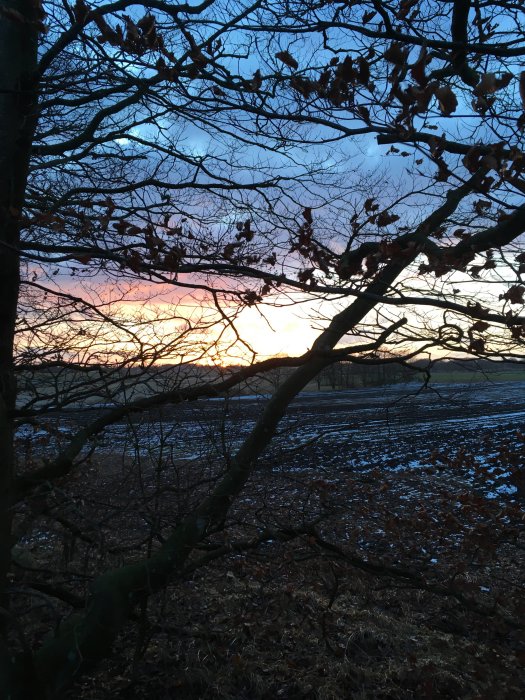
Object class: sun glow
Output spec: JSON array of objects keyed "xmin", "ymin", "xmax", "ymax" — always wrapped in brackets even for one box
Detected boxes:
[
  {"xmin": 29, "ymin": 282, "xmax": 325, "ymax": 366},
  {"xmin": 114, "ymin": 295, "xmax": 325, "ymax": 365}
]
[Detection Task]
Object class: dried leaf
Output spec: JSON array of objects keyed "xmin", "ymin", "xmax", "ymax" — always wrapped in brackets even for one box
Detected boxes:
[
  {"xmin": 124, "ymin": 16, "xmax": 140, "ymax": 42},
  {"xmin": 410, "ymin": 45, "xmax": 427, "ymax": 86},
  {"xmin": 223, "ymin": 242, "xmax": 240, "ymax": 259},
  {"xmin": 480, "ymin": 153, "xmax": 499, "ymax": 171},
  {"xmin": 474, "ymin": 72, "xmax": 513, "ymax": 96},
  {"xmin": 137, "ymin": 14, "xmax": 155, "ymax": 36},
  {"xmin": 474, "ymin": 199, "xmax": 492, "ymax": 215},
  {"xmin": 290, "ymin": 76, "xmax": 314, "ymax": 98},
  {"xmin": 469, "ymin": 338, "xmax": 485, "ymax": 354},
  {"xmin": 357, "ymin": 56, "xmax": 370, "ymax": 85},
  {"xmin": 501, "ymin": 285, "xmax": 525, "ymax": 305},
  {"xmin": 236, "ymin": 219, "xmax": 254, "ymax": 242},
  {"xmin": 298, "ymin": 268, "xmax": 315, "ymax": 283},
  {"xmin": 275, "ymin": 51, "xmax": 299, "ymax": 70},
  {"xmin": 469, "ymin": 265, "xmax": 484, "ymax": 279},
  {"xmin": 164, "ymin": 246, "xmax": 185, "ymax": 270},
  {"xmin": 73, "ymin": 0, "xmax": 89, "ymax": 22},
  {"xmin": 73, "ymin": 254, "xmax": 92, "ymax": 265},
  {"xmin": 384, "ymin": 43, "xmax": 405, "ymax": 65},
  {"xmin": 364, "ymin": 197, "xmax": 379, "ymax": 213},
  {"xmin": 398, "ymin": 0, "xmax": 418, "ymax": 20},
  {"xmin": 338, "ymin": 56, "xmax": 357, "ymax": 83},
  {"xmin": 250, "ymin": 69, "xmax": 262, "ymax": 91},
  {"xmin": 376, "ymin": 210, "xmax": 400, "ymax": 227},
  {"xmin": 434, "ymin": 85, "xmax": 457, "ymax": 116},
  {"xmin": 470, "ymin": 320, "xmax": 490, "ymax": 333},
  {"xmin": 356, "ymin": 104, "xmax": 370, "ymax": 122},
  {"xmin": 462, "ymin": 146, "xmax": 483, "ymax": 173}
]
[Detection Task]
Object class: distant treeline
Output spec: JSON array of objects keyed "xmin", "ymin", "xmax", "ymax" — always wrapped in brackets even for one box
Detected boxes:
[
  {"xmin": 314, "ymin": 360, "xmax": 413, "ymax": 389},
  {"xmin": 18, "ymin": 358, "xmax": 524, "ymax": 409},
  {"xmin": 414, "ymin": 359, "xmax": 525, "ymax": 374},
  {"xmin": 312, "ymin": 358, "xmax": 525, "ymax": 390}
]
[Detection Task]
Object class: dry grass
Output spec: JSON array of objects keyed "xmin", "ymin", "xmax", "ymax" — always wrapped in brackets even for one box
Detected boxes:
[{"xmin": 71, "ymin": 534, "xmax": 524, "ymax": 699}]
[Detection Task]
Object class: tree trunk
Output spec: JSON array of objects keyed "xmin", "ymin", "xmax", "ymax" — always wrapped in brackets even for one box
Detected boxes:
[{"xmin": 0, "ymin": 0, "xmax": 39, "ymax": 687}]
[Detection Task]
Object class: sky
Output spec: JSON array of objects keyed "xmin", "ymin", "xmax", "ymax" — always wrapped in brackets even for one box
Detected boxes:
[{"xmin": 29, "ymin": 2, "xmax": 525, "ymax": 368}]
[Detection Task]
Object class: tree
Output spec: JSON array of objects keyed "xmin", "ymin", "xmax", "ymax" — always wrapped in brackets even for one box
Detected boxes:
[{"xmin": 1, "ymin": 0, "xmax": 525, "ymax": 696}]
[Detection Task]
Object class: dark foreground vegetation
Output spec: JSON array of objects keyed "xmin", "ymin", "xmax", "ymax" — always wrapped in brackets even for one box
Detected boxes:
[{"xmin": 15, "ymin": 382, "xmax": 525, "ymax": 698}]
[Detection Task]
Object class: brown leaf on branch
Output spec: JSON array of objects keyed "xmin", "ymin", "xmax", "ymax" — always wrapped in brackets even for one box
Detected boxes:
[
  {"xmin": 463, "ymin": 146, "xmax": 484, "ymax": 173},
  {"xmin": 511, "ymin": 324, "xmax": 525, "ymax": 340},
  {"xmin": 73, "ymin": 0, "xmax": 89, "ymax": 22},
  {"xmin": 434, "ymin": 85, "xmax": 458, "ymax": 116},
  {"xmin": 357, "ymin": 105, "xmax": 370, "ymax": 123},
  {"xmin": 137, "ymin": 14, "xmax": 155, "ymax": 37},
  {"xmin": 126, "ymin": 250, "xmax": 142, "ymax": 272},
  {"xmin": 470, "ymin": 321, "xmax": 490, "ymax": 333},
  {"xmin": 469, "ymin": 338, "xmax": 485, "ymax": 354},
  {"xmin": 338, "ymin": 56, "xmax": 358, "ymax": 83},
  {"xmin": 297, "ymin": 268, "xmax": 315, "ymax": 283},
  {"xmin": 249, "ymin": 70, "xmax": 263, "ymax": 91},
  {"xmin": 275, "ymin": 51, "xmax": 299, "ymax": 70},
  {"xmin": 357, "ymin": 57, "xmax": 370, "ymax": 86},
  {"xmin": 364, "ymin": 197, "xmax": 379, "ymax": 213},
  {"xmin": 243, "ymin": 290, "xmax": 262, "ymax": 306},
  {"xmin": 410, "ymin": 46, "xmax": 428, "ymax": 86},
  {"xmin": 398, "ymin": 0, "xmax": 418, "ymax": 20},
  {"xmin": 290, "ymin": 76, "xmax": 314, "ymax": 98},
  {"xmin": 164, "ymin": 245, "xmax": 185, "ymax": 270},
  {"xmin": 93, "ymin": 14, "xmax": 120, "ymax": 46},
  {"xmin": 376, "ymin": 210, "xmax": 400, "ymax": 227},
  {"xmin": 73, "ymin": 254, "xmax": 92, "ymax": 265},
  {"xmin": 384, "ymin": 43, "xmax": 405, "ymax": 65},
  {"xmin": 500, "ymin": 285, "xmax": 525, "ymax": 305},
  {"xmin": 474, "ymin": 199, "xmax": 491, "ymax": 216},
  {"xmin": 236, "ymin": 220, "xmax": 254, "ymax": 242},
  {"xmin": 124, "ymin": 16, "xmax": 140, "ymax": 43},
  {"xmin": 474, "ymin": 72, "xmax": 513, "ymax": 96}
]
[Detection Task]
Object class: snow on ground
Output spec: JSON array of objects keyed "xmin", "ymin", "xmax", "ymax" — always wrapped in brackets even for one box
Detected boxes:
[{"xmin": 16, "ymin": 380, "xmax": 525, "ymax": 504}]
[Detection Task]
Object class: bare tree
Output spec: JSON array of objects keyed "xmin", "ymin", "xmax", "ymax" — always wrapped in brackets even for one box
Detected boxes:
[{"xmin": 1, "ymin": 0, "xmax": 525, "ymax": 696}]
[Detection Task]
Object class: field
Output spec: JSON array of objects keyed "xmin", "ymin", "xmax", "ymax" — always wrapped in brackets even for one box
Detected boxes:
[{"xmin": 15, "ymin": 381, "xmax": 525, "ymax": 698}]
